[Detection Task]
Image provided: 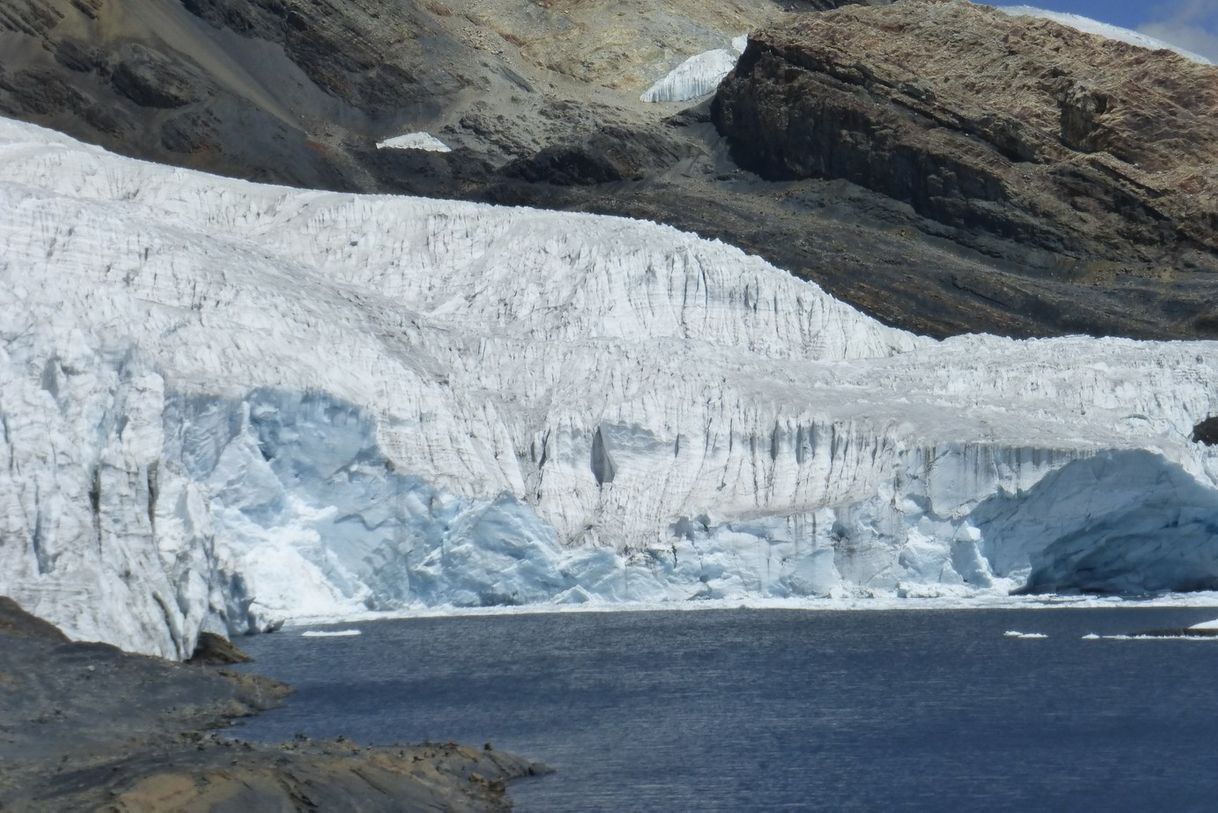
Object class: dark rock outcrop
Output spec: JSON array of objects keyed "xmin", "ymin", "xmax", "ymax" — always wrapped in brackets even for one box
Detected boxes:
[
  {"xmin": 187, "ymin": 630, "xmax": 252, "ymax": 664},
  {"xmin": 713, "ymin": 0, "xmax": 1218, "ymax": 336},
  {"xmin": 0, "ymin": 597, "xmax": 543, "ymax": 810},
  {"xmin": 1194, "ymin": 417, "xmax": 1218, "ymax": 446}
]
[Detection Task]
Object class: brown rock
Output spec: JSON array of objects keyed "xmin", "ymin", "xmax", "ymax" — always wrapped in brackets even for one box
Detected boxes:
[
  {"xmin": 713, "ymin": 0, "xmax": 1218, "ymax": 287},
  {"xmin": 187, "ymin": 631, "xmax": 251, "ymax": 665}
]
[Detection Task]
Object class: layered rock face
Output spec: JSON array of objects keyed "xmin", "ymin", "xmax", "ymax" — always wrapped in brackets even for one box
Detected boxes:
[
  {"xmin": 714, "ymin": 0, "xmax": 1218, "ymax": 335},
  {"xmin": 2, "ymin": 117, "xmax": 1217, "ymax": 658}
]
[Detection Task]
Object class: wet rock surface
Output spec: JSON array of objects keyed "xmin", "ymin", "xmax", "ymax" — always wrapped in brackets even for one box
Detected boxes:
[{"xmin": 0, "ymin": 598, "xmax": 543, "ymax": 811}]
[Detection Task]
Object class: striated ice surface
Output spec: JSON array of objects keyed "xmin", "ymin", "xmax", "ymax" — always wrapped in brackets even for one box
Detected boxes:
[
  {"xmin": 1, "ymin": 116, "xmax": 1218, "ymax": 657},
  {"xmin": 997, "ymin": 5, "xmax": 1213, "ymax": 65},
  {"xmin": 375, "ymin": 132, "xmax": 452, "ymax": 152},
  {"xmin": 641, "ymin": 35, "xmax": 747, "ymax": 103}
]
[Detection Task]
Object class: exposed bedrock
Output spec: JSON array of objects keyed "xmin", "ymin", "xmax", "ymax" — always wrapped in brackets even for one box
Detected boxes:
[
  {"xmin": 0, "ymin": 597, "xmax": 541, "ymax": 811},
  {"xmin": 712, "ymin": 0, "xmax": 1218, "ymax": 335},
  {"xmin": 1195, "ymin": 417, "xmax": 1218, "ymax": 446}
]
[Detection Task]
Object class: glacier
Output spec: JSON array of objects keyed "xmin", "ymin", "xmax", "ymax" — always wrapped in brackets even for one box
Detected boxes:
[
  {"xmin": 641, "ymin": 35, "xmax": 748, "ymax": 103},
  {"xmin": 997, "ymin": 5, "xmax": 1214, "ymax": 65},
  {"xmin": 1, "ymin": 115, "xmax": 1217, "ymax": 658}
]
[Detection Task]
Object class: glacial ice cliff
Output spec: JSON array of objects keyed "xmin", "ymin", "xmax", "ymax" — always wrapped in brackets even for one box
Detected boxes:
[
  {"xmin": 1, "ymin": 116, "xmax": 1217, "ymax": 658},
  {"xmin": 641, "ymin": 36, "xmax": 748, "ymax": 103}
]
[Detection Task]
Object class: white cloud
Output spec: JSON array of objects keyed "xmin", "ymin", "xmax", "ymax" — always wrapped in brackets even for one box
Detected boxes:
[{"xmin": 1139, "ymin": 0, "xmax": 1218, "ymax": 62}]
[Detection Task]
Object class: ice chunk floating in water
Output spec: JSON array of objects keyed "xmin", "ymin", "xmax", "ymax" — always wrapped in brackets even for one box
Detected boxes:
[
  {"xmin": 301, "ymin": 629, "xmax": 362, "ymax": 638},
  {"xmin": 0, "ymin": 115, "xmax": 1217, "ymax": 659},
  {"xmin": 1004, "ymin": 631, "xmax": 1048, "ymax": 640}
]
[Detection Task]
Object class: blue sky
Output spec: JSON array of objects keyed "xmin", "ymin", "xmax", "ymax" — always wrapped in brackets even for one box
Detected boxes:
[{"xmin": 993, "ymin": 0, "xmax": 1218, "ymax": 60}]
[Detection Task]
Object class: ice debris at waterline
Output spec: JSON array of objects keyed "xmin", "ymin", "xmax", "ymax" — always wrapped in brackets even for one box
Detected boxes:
[
  {"xmin": 1, "ymin": 116, "xmax": 1217, "ymax": 659},
  {"xmin": 997, "ymin": 6, "xmax": 1213, "ymax": 65},
  {"xmin": 301, "ymin": 629, "xmax": 362, "ymax": 638},
  {"xmin": 1083, "ymin": 634, "xmax": 1218, "ymax": 642},
  {"xmin": 1004, "ymin": 631, "xmax": 1048, "ymax": 640},
  {"xmin": 375, "ymin": 132, "xmax": 452, "ymax": 152},
  {"xmin": 641, "ymin": 35, "xmax": 748, "ymax": 103}
]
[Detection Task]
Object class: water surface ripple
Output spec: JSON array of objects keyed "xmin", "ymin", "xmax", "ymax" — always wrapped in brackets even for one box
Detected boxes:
[{"xmin": 234, "ymin": 608, "xmax": 1218, "ymax": 811}]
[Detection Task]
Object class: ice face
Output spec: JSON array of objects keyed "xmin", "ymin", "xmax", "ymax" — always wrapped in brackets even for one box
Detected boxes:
[
  {"xmin": 1, "ymin": 116, "xmax": 1217, "ymax": 657},
  {"xmin": 641, "ymin": 35, "xmax": 747, "ymax": 103}
]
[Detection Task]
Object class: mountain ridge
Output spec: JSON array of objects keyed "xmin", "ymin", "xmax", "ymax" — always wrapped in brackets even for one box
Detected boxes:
[{"xmin": 4, "ymin": 0, "xmax": 1216, "ymax": 339}]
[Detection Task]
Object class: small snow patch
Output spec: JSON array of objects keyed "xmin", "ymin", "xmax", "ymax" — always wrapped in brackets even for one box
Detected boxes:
[
  {"xmin": 1004, "ymin": 630, "xmax": 1048, "ymax": 639},
  {"xmin": 301, "ymin": 629, "xmax": 362, "ymax": 638},
  {"xmin": 376, "ymin": 132, "xmax": 452, "ymax": 153}
]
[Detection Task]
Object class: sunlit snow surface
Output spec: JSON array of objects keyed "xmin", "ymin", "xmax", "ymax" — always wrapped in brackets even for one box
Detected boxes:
[
  {"xmin": 1, "ymin": 117, "xmax": 1218, "ymax": 658},
  {"xmin": 998, "ymin": 5, "xmax": 1214, "ymax": 64},
  {"xmin": 375, "ymin": 132, "xmax": 452, "ymax": 153},
  {"xmin": 641, "ymin": 35, "xmax": 748, "ymax": 103}
]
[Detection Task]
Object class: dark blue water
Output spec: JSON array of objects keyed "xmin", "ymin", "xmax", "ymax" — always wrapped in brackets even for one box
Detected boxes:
[{"xmin": 233, "ymin": 608, "xmax": 1218, "ymax": 811}]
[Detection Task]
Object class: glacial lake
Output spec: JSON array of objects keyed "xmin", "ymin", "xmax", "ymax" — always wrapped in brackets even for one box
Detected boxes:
[{"xmin": 233, "ymin": 607, "xmax": 1218, "ymax": 811}]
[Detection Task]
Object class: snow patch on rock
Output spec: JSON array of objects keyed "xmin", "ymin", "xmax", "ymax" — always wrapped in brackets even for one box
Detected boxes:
[{"xmin": 376, "ymin": 132, "xmax": 452, "ymax": 152}]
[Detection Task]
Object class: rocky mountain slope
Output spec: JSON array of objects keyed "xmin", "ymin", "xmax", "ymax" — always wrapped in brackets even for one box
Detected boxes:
[
  {"xmin": 4, "ymin": 0, "xmax": 1214, "ymax": 339},
  {"xmin": 2, "ymin": 116, "xmax": 1216, "ymax": 659},
  {"xmin": 714, "ymin": 0, "xmax": 1218, "ymax": 336},
  {"xmin": 0, "ymin": 0, "xmax": 783, "ymax": 186}
]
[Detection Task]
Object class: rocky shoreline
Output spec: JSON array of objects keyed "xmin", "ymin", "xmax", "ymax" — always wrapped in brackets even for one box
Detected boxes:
[{"xmin": 0, "ymin": 598, "xmax": 546, "ymax": 811}]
